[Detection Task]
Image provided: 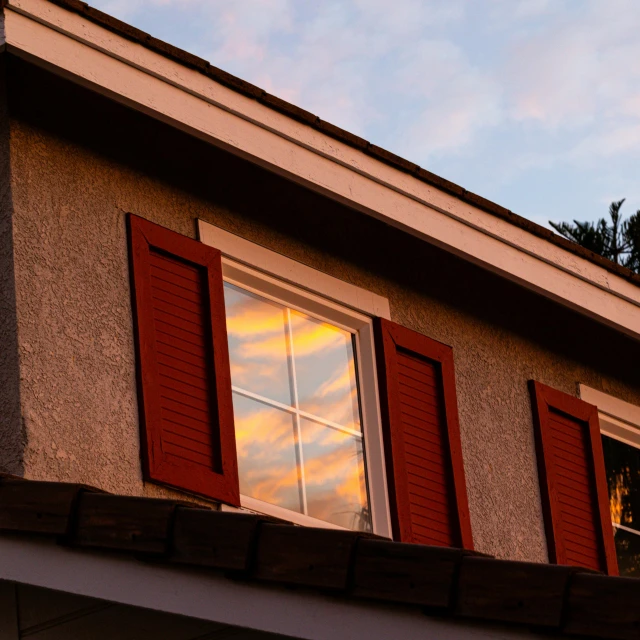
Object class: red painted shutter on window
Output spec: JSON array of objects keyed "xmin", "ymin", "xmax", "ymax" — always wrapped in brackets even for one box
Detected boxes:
[
  {"xmin": 128, "ymin": 214, "xmax": 239, "ymax": 506},
  {"xmin": 374, "ymin": 318, "xmax": 473, "ymax": 549},
  {"xmin": 529, "ymin": 381, "xmax": 617, "ymax": 575}
]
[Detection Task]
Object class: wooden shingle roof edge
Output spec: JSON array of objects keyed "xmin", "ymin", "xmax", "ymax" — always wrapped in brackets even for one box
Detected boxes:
[
  {"xmin": 7, "ymin": 0, "xmax": 640, "ymax": 289},
  {"xmin": 0, "ymin": 474, "xmax": 638, "ymax": 639}
]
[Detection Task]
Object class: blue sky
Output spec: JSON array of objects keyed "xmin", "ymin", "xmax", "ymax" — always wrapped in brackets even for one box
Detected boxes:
[{"xmin": 91, "ymin": 0, "xmax": 640, "ymax": 230}]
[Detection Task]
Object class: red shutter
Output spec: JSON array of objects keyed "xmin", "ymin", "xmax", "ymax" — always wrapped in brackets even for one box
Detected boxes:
[
  {"xmin": 128, "ymin": 214, "xmax": 239, "ymax": 506},
  {"xmin": 374, "ymin": 318, "xmax": 473, "ymax": 549},
  {"xmin": 529, "ymin": 381, "xmax": 617, "ymax": 575}
]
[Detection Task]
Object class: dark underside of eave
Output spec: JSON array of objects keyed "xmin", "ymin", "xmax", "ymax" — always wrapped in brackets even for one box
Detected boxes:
[
  {"xmin": 16, "ymin": 0, "xmax": 640, "ymax": 288},
  {"xmin": 0, "ymin": 474, "xmax": 639, "ymax": 640}
]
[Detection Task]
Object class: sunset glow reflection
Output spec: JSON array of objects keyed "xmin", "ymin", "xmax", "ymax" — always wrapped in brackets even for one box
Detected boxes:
[{"xmin": 224, "ymin": 282, "xmax": 371, "ymax": 532}]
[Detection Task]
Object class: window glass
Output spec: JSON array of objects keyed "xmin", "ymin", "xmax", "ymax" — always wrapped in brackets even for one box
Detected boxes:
[
  {"xmin": 224, "ymin": 284, "xmax": 292, "ymax": 405},
  {"xmin": 291, "ymin": 312, "xmax": 361, "ymax": 431},
  {"xmin": 300, "ymin": 417, "xmax": 369, "ymax": 530},
  {"xmin": 232, "ymin": 394, "xmax": 301, "ymax": 513},
  {"xmin": 224, "ymin": 282, "xmax": 372, "ymax": 532},
  {"xmin": 602, "ymin": 435, "xmax": 640, "ymax": 577}
]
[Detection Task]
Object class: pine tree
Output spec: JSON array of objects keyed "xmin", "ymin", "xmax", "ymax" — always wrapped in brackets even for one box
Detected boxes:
[{"xmin": 550, "ymin": 199, "xmax": 640, "ymax": 274}]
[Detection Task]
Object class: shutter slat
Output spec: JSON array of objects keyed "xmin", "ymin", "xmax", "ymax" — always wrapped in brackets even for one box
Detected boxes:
[
  {"xmin": 406, "ymin": 473, "xmax": 451, "ymax": 497},
  {"xmin": 403, "ymin": 437, "xmax": 448, "ymax": 469},
  {"xmin": 529, "ymin": 381, "xmax": 618, "ymax": 575},
  {"xmin": 150, "ymin": 264, "xmax": 201, "ymax": 291},
  {"xmin": 156, "ymin": 336, "xmax": 208, "ymax": 364},
  {"xmin": 151, "ymin": 288, "xmax": 203, "ymax": 315},
  {"xmin": 162, "ymin": 414, "xmax": 211, "ymax": 437},
  {"xmin": 151, "ymin": 296, "xmax": 204, "ymax": 327},
  {"xmin": 407, "ymin": 484, "xmax": 451, "ymax": 511},
  {"xmin": 156, "ymin": 352, "xmax": 209, "ymax": 382},
  {"xmin": 158, "ymin": 363, "xmax": 209, "ymax": 392},
  {"xmin": 411, "ymin": 521, "xmax": 453, "ymax": 543},
  {"xmin": 397, "ymin": 371, "xmax": 439, "ymax": 396},
  {"xmin": 400, "ymin": 403, "xmax": 440, "ymax": 423},
  {"xmin": 403, "ymin": 425, "xmax": 447, "ymax": 452},
  {"xmin": 153, "ymin": 319, "xmax": 207, "ymax": 348},
  {"xmin": 149, "ymin": 253, "xmax": 200, "ymax": 278},
  {"xmin": 160, "ymin": 384, "xmax": 210, "ymax": 413},
  {"xmin": 151, "ymin": 280, "xmax": 201, "ymax": 306},
  {"xmin": 397, "ymin": 357, "xmax": 439, "ymax": 379},
  {"xmin": 153, "ymin": 308, "xmax": 206, "ymax": 338},
  {"xmin": 398, "ymin": 394, "xmax": 440, "ymax": 418},
  {"xmin": 163, "ymin": 431, "xmax": 213, "ymax": 457},
  {"xmin": 397, "ymin": 376, "xmax": 440, "ymax": 399},
  {"xmin": 375, "ymin": 318, "xmax": 473, "ymax": 549}
]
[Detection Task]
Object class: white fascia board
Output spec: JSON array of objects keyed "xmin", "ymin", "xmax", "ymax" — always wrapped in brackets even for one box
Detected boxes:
[
  {"xmin": 5, "ymin": 0, "xmax": 640, "ymax": 340},
  {"xmin": 0, "ymin": 535, "xmax": 541, "ymax": 640}
]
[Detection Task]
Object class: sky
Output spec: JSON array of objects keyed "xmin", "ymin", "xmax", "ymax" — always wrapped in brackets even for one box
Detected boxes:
[{"xmin": 90, "ymin": 0, "xmax": 640, "ymax": 230}]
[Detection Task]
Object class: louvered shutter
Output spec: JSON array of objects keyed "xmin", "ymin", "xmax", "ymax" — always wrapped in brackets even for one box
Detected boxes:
[
  {"xmin": 128, "ymin": 214, "xmax": 239, "ymax": 506},
  {"xmin": 529, "ymin": 381, "xmax": 617, "ymax": 574},
  {"xmin": 374, "ymin": 318, "xmax": 473, "ymax": 548}
]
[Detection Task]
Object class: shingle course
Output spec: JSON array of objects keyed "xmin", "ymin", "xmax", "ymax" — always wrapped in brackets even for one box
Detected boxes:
[
  {"xmin": 24, "ymin": 0, "xmax": 640, "ymax": 288},
  {"xmin": 1, "ymin": 474, "xmax": 637, "ymax": 639}
]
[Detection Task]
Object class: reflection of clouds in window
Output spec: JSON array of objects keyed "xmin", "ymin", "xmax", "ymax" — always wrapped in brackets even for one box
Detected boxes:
[
  {"xmin": 224, "ymin": 284, "xmax": 292, "ymax": 405},
  {"xmin": 232, "ymin": 393, "xmax": 302, "ymax": 513},
  {"xmin": 301, "ymin": 418, "xmax": 370, "ymax": 531},
  {"xmin": 292, "ymin": 312, "xmax": 361, "ymax": 432},
  {"xmin": 224, "ymin": 281, "xmax": 370, "ymax": 531}
]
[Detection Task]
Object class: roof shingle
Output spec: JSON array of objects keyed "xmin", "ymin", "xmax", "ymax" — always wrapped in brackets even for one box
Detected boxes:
[
  {"xmin": 1, "ymin": 474, "xmax": 638, "ymax": 639},
  {"xmin": 16, "ymin": 0, "xmax": 640, "ymax": 288}
]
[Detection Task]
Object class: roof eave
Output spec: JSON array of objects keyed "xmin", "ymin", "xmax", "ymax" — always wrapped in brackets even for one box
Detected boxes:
[{"xmin": 4, "ymin": 0, "xmax": 640, "ymax": 341}]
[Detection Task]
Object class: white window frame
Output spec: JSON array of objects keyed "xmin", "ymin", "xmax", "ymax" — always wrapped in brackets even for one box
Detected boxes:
[
  {"xmin": 198, "ymin": 220, "xmax": 392, "ymax": 538},
  {"xmin": 579, "ymin": 384, "xmax": 640, "ymax": 539}
]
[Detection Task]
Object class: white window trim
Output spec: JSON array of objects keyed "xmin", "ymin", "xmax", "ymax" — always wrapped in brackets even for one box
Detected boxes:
[
  {"xmin": 579, "ymin": 384, "xmax": 640, "ymax": 539},
  {"xmin": 197, "ymin": 221, "xmax": 391, "ymax": 320},
  {"xmin": 579, "ymin": 384, "xmax": 640, "ymax": 448},
  {"xmin": 198, "ymin": 219, "xmax": 392, "ymax": 538}
]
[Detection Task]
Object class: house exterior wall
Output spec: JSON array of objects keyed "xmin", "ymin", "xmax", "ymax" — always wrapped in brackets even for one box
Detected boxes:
[
  {"xmin": 6, "ymin": 60, "xmax": 640, "ymax": 562},
  {"xmin": 0, "ymin": 58, "xmax": 23, "ymax": 476}
]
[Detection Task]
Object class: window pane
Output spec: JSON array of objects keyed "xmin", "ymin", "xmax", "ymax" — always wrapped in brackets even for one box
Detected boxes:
[
  {"xmin": 300, "ymin": 418, "xmax": 371, "ymax": 531},
  {"xmin": 233, "ymin": 393, "xmax": 302, "ymax": 513},
  {"xmin": 224, "ymin": 283, "xmax": 292, "ymax": 406},
  {"xmin": 602, "ymin": 435, "xmax": 640, "ymax": 535},
  {"xmin": 612, "ymin": 527, "xmax": 640, "ymax": 578},
  {"xmin": 291, "ymin": 311, "xmax": 361, "ymax": 431}
]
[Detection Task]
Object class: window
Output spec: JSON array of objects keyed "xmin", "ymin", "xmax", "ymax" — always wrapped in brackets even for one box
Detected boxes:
[
  {"xmin": 199, "ymin": 220, "xmax": 393, "ymax": 537},
  {"xmin": 580, "ymin": 385, "xmax": 640, "ymax": 577},
  {"xmin": 224, "ymin": 278, "xmax": 369, "ymax": 531},
  {"xmin": 129, "ymin": 214, "xmax": 472, "ymax": 546}
]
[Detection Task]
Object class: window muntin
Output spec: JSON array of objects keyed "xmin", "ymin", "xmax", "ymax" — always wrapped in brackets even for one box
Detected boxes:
[
  {"xmin": 224, "ymin": 281, "xmax": 372, "ymax": 532},
  {"xmin": 602, "ymin": 433, "xmax": 640, "ymax": 577}
]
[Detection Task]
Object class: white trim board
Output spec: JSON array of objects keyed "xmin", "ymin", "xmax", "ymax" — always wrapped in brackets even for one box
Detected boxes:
[
  {"xmin": 6, "ymin": 0, "xmax": 640, "ymax": 341},
  {"xmin": 198, "ymin": 220, "xmax": 390, "ymax": 319},
  {"xmin": 0, "ymin": 536, "xmax": 543, "ymax": 640},
  {"xmin": 579, "ymin": 385, "xmax": 640, "ymax": 429}
]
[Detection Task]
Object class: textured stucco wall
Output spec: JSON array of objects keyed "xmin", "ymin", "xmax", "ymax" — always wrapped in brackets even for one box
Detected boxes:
[
  {"xmin": 0, "ymin": 57, "xmax": 23, "ymax": 475},
  {"xmin": 8, "ymin": 60, "xmax": 640, "ymax": 560}
]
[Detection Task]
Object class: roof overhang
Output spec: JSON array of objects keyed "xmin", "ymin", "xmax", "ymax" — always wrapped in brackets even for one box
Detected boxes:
[
  {"xmin": 0, "ymin": 474, "xmax": 637, "ymax": 640},
  {"xmin": 0, "ymin": 535, "xmax": 531, "ymax": 640},
  {"xmin": 4, "ymin": 0, "xmax": 640, "ymax": 340}
]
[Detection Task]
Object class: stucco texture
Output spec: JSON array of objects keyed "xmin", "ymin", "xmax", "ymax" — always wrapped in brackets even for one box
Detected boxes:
[
  {"xmin": 7, "ymin": 59, "xmax": 640, "ymax": 560},
  {"xmin": 0, "ymin": 57, "xmax": 23, "ymax": 476}
]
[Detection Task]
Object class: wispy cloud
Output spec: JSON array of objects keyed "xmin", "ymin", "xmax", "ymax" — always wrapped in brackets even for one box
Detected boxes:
[{"xmin": 90, "ymin": 0, "xmax": 640, "ymax": 224}]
